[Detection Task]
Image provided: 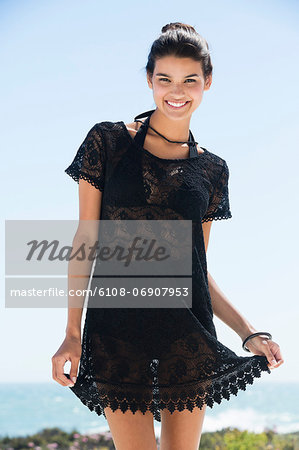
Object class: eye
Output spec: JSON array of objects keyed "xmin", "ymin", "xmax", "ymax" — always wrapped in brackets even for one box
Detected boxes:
[{"xmin": 158, "ymin": 78, "xmax": 196, "ymax": 84}]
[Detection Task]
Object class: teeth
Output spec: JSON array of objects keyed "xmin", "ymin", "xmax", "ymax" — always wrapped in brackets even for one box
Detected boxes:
[{"xmin": 167, "ymin": 101, "xmax": 187, "ymax": 107}]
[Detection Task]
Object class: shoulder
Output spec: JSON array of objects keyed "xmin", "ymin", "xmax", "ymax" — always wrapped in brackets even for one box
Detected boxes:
[
  {"xmin": 202, "ymin": 148, "xmax": 230, "ymax": 181},
  {"xmin": 84, "ymin": 120, "xmax": 134, "ymax": 158},
  {"xmin": 204, "ymin": 148, "xmax": 228, "ymax": 169},
  {"xmin": 93, "ymin": 120, "xmax": 123, "ymax": 133},
  {"xmin": 85, "ymin": 120, "xmax": 127, "ymax": 144},
  {"xmin": 91, "ymin": 120, "xmax": 138, "ymax": 140}
]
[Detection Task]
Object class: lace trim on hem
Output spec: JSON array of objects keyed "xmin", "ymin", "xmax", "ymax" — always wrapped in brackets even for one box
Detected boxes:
[
  {"xmin": 201, "ymin": 213, "xmax": 232, "ymax": 223},
  {"xmin": 65, "ymin": 168, "xmax": 105, "ymax": 192},
  {"xmin": 68, "ymin": 355, "xmax": 271, "ymax": 423}
]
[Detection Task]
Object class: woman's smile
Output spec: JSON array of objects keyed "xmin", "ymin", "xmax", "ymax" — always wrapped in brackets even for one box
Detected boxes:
[{"xmin": 165, "ymin": 100, "xmax": 190, "ymax": 109}]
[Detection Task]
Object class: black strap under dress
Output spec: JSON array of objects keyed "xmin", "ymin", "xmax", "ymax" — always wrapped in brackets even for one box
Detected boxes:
[{"xmin": 64, "ymin": 109, "xmax": 271, "ymax": 422}]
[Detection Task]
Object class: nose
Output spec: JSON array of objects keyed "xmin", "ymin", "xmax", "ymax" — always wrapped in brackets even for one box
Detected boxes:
[{"xmin": 170, "ymin": 83, "xmax": 185, "ymax": 98}]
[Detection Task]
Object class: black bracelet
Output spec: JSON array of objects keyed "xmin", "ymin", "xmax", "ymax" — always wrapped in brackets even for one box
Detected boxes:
[{"xmin": 242, "ymin": 332, "xmax": 272, "ymax": 352}]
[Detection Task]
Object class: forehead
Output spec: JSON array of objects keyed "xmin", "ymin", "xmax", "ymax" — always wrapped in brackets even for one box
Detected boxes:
[{"xmin": 154, "ymin": 55, "xmax": 203, "ymax": 76}]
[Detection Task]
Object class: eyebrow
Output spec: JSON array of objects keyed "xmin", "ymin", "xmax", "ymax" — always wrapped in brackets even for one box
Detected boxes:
[{"xmin": 155, "ymin": 73, "xmax": 200, "ymax": 78}]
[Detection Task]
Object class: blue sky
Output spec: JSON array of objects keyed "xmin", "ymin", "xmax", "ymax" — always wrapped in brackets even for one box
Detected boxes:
[{"xmin": 1, "ymin": 0, "xmax": 298, "ymax": 382}]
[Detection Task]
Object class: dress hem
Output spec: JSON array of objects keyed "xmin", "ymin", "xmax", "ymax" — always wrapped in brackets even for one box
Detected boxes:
[{"xmin": 66, "ymin": 354, "xmax": 271, "ymax": 423}]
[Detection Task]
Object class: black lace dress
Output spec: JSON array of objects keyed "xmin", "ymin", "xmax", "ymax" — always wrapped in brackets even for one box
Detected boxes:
[{"xmin": 64, "ymin": 110, "xmax": 271, "ymax": 422}]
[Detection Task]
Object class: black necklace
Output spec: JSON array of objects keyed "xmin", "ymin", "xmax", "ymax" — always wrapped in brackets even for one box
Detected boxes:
[
  {"xmin": 133, "ymin": 109, "xmax": 200, "ymax": 159},
  {"xmin": 134, "ymin": 118, "xmax": 198, "ymax": 146}
]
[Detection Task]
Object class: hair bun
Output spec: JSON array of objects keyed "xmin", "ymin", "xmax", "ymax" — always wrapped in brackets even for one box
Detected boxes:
[
  {"xmin": 161, "ymin": 22, "xmax": 196, "ymax": 34},
  {"xmin": 146, "ymin": 22, "xmax": 213, "ymax": 81}
]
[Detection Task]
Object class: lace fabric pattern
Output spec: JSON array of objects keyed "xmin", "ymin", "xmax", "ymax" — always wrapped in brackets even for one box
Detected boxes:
[
  {"xmin": 65, "ymin": 124, "xmax": 106, "ymax": 192},
  {"xmin": 66, "ymin": 315, "xmax": 270, "ymax": 422},
  {"xmin": 64, "ymin": 119, "xmax": 271, "ymax": 422}
]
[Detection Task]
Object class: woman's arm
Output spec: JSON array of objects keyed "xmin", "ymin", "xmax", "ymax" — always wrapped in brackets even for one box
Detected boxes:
[
  {"xmin": 202, "ymin": 220, "xmax": 256, "ymax": 340},
  {"xmin": 202, "ymin": 220, "xmax": 257, "ymax": 341},
  {"xmin": 202, "ymin": 221, "xmax": 283, "ymax": 369},
  {"xmin": 66, "ymin": 179, "xmax": 104, "ymax": 338},
  {"xmin": 52, "ymin": 179, "xmax": 103, "ymax": 387},
  {"xmin": 207, "ymin": 272, "xmax": 257, "ymax": 341}
]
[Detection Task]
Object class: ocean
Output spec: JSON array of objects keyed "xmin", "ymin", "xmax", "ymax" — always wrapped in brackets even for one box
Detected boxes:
[{"xmin": 0, "ymin": 380, "xmax": 298, "ymax": 438}]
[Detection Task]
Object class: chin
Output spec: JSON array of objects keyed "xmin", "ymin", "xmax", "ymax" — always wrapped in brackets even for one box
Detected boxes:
[{"xmin": 162, "ymin": 108, "xmax": 193, "ymax": 121}]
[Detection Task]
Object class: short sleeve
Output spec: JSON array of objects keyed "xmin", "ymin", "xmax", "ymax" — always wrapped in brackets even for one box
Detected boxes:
[
  {"xmin": 65, "ymin": 123, "xmax": 106, "ymax": 191},
  {"xmin": 202, "ymin": 160, "xmax": 232, "ymax": 222}
]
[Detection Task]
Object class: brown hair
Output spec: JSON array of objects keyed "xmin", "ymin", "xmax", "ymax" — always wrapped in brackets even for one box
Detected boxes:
[{"xmin": 145, "ymin": 22, "xmax": 213, "ymax": 81}]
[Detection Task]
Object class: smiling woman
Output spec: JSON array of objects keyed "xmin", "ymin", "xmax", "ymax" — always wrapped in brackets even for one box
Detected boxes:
[
  {"xmin": 53, "ymin": 21, "xmax": 283, "ymax": 450},
  {"xmin": 146, "ymin": 56, "xmax": 210, "ymax": 130}
]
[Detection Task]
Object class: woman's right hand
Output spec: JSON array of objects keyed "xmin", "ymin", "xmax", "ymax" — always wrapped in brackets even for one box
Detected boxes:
[{"xmin": 51, "ymin": 335, "xmax": 82, "ymax": 387}]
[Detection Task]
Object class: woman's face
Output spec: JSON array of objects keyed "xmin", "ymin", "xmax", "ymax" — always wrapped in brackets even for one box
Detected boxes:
[{"xmin": 147, "ymin": 55, "xmax": 212, "ymax": 121}]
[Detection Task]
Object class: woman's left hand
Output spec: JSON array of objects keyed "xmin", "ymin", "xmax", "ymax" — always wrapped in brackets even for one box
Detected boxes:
[{"xmin": 244, "ymin": 336, "xmax": 284, "ymax": 370}]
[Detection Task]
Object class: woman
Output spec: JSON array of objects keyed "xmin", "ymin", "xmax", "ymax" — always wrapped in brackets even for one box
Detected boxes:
[{"xmin": 52, "ymin": 23, "xmax": 284, "ymax": 450}]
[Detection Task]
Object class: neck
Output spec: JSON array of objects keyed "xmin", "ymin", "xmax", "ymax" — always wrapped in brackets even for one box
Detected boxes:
[{"xmin": 148, "ymin": 108, "xmax": 191, "ymax": 142}]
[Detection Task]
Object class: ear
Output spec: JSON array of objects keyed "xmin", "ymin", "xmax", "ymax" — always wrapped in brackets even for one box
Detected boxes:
[
  {"xmin": 147, "ymin": 72, "xmax": 153, "ymax": 90},
  {"xmin": 204, "ymin": 74, "xmax": 212, "ymax": 91}
]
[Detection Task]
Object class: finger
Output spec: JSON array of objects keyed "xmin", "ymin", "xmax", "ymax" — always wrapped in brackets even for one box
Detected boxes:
[
  {"xmin": 268, "ymin": 344, "xmax": 284, "ymax": 367},
  {"xmin": 273, "ymin": 360, "xmax": 284, "ymax": 368},
  {"xmin": 261, "ymin": 341, "xmax": 278, "ymax": 368},
  {"xmin": 273, "ymin": 348, "xmax": 284, "ymax": 367},
  {"xmin": 70, "ymin": 360, "xmax": 80, "ymax": 384},
  {"xmin": 63, "ymin": 372, "xmax": 75, "ymax": 384},
  {"xmin": 273, "ymin": 347, "xmax": 284, "ymax": 361},
  {"xmin": 54, "ymin": 357, "xmax": 74, "ymax": 386},
  {"xmin": 53, "ymin": 362, "xmax": 68, "ymax": 386},
  {"xmin": 52, "ymin": 356, "xmax": 61, "ymax": 384}
]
